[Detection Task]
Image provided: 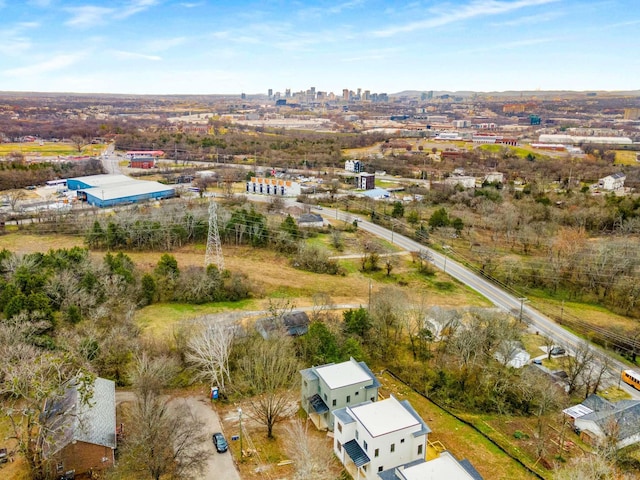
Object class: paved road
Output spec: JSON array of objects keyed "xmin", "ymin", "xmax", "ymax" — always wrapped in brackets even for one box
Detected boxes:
[
  {"xmin": 115, "ymin": 392, "xmax": 240, "ymax": 479},
  {"xmin": 101, "ymin": 143, "xmax": 122, "ymax": 174},
  {"xmin": 336, "ymin": 211, "xmax": 640, "ymax": 399}
]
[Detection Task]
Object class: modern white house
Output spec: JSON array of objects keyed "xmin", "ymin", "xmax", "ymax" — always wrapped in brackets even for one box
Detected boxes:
[
  {"xmin": 301, "ymin": 358, "xmax": 380, "ymax": 431},
  {"xmin": 346, "ymin": 159, "xmax": 365, "ymax": 173},
  {"xmin": 377, "ymin": 451, "xmax": 483, "ymax": 480},
  {"xmin": 597, "ymin": 172, "xmax": 626, "ymax": 191},
  {"xmin": 333, "ymin": 395, "xmax": 431, "ymax": 480}
]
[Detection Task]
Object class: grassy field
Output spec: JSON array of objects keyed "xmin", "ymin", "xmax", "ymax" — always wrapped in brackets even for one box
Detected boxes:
[
  {"xmin": 614, "ymin": 149, "xmax": 640, "ymax": 165},
  {"xmin": 378, "ymin": 372, "xmax": 542, "ymax": 480},
  {"xmin": 0, "ymin": 142, "xmax": 104, "ymax": 157}
]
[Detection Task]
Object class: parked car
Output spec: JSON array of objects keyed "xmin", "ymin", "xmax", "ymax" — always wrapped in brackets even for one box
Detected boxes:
[
  {"xmin": 212, "ymin": 432, "xmax": 228, "ymax": 453},
  {"xmin": 550, "ymin": 346, "xmax": 566, "ymax": 356}
]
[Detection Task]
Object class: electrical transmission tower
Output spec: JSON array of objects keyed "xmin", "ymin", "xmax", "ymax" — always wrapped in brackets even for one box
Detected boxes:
[{"xmin": 205, "ymin": 201, "xmax": 224, "ymax": 271}]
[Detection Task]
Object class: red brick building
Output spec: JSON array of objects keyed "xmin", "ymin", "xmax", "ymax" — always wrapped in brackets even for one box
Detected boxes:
[{"xmin": 43, "ymin": 377, "xmax": 116, "ymax": 479}]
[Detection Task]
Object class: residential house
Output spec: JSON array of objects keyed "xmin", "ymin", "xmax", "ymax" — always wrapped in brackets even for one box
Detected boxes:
[
  {"xmin": 42, "ymin": 377, "xmax": 116, "ymax": 479},
  {"xmin": 301, "ymin": 357, "xmax": 380, "ymax": 431},
  {"xmin": 598, "ymin": 172, "xmax": 626, "ymax": 191},
  {"xmin": 298, "ymin": 213, "xmax": 324, "ymax": 228},
  {"xmin": 346, "ymin": 160, "xmax": 365, "ymax": 173},
  {"xmin": 256, "ymin": 311, "xmax": 310, "ymax": 339},
  {"xmin": 333, "ymin": 395, "xmax": 430, "ymax": 480},
  {"xmin": 570, "ymin": 394, "xmax": 640, "ymax": 449},
  {"xmin": 378, "ymin": 451, "xmax": 483, "ymax": 480}
]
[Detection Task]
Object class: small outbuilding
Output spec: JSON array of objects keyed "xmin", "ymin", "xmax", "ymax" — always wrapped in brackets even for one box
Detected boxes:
[{"xmin": 298, "ymin": 213, "xmax": 324, "ymax": 228}]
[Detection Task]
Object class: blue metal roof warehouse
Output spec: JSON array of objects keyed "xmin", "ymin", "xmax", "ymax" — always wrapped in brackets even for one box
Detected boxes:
[{"xmin": 67, "ymin": 174, "xmax": 175, "ymax": 208}]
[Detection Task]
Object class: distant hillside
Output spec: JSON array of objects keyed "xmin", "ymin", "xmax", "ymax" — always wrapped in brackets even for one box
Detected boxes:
[{"xmin": 391, "ymin": 90, "xmax": 640, "ymax": 99}]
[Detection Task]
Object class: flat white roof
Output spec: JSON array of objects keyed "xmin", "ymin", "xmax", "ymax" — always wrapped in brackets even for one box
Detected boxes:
[
  {"xmin": 72, "ymin": 174, "xmax": 133, "ymax": 187},
  {"xmin": 399, "ymin": 452, "xmax": 475, "ymax": 480},
  {"xmin": 84, "ymin": 181, "xmax": 174, "ymax": 201},
  {"xmin": 350, "ymin": 396, "xmax": 418, "ymax": 437},
  {"xmin": 563, "ymin": 404, "xmax": 593, "ymax": 419},
  {"xmin": 316, "ymin": 360, "xmax": 371, "ymax": 390}
]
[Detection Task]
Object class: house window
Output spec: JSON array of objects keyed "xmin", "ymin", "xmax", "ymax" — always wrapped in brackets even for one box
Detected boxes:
[
  {"xmin": 346, "ymin": 395, "xmax": 351, "ymax": 403},
  {"xmin": 375, "ymin": 448, "xmax": 379, "ymax": 457},
  {"xmin": 338, "ymin": 423, "xmax": 342, "ymax": 433},
  {"xmin": 337, "ymin": 441, "xmax": 342, "ymax": 452},
  {"xmin": 356, "ymin": 430, "xmax": 359, "ymax": 440},
  {"xmin": 363, "ymin": 465, "xmax": 367, "ymax": 472},
  {"xmin": 303, "ymin": 380, "xmax": 307, "ymax": 388},
  {"xmin": 57, "ymin": 462, "xmax": 64, "ymax": 473},
  {"xmin": 390, "ymin": 443, "xmax": 395, "ymax": 453},
  {"xmin": 363, "ymin": 440, "xmax": 368, "ymax": 451},
  {"xmin": 370, "ymin": 397, "xmax": 375, "ymax": 402},
  {"xmin": 324, "ymin": 393, "xmax": 327, "ymax": 401},
  {"xmin": 400, "ymin": 438, "xmax": 405, "ymax": 443},
  {"xmin": 332, "ymin": 399, "xmax": 336, "ymax": 406},
  {"xmin": 355, "ymin": 391, "xmax": 359, "ymax": 396},
  {"xmin": 378, "ymin": 466, "xmax": 384, "ymax": 472},
  {"xmin": 418, "ymin": 444, "xmax": 423, "ymax": 455}
]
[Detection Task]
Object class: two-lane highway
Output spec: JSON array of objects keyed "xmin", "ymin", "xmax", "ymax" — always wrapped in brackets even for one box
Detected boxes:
[{"xmin": 336, "ymin": 211, "xmax": 640, "ymax": 399}]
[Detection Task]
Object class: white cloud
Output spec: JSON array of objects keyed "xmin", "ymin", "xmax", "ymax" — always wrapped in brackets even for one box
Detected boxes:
[
  {"xmin": 373, "ymin": 0, "xmax": 561, "ymax": 37},
  {"xmin": 65, "ymin": 5, "xmax": 113, "ymax": 28},
  {"xmin": 5, "ymin": 52, "xmax": 87, "ymax": 77},
  {"xmin": 112, "ymin": 50, "xmax": 162, "ymax": 61},
  {"xmin": 65, "ymin": 0, "xmax": 159, "ymax": 27},
  {"xmin": 179, "ymin": 1, "xmax": 204, "ymax": 7},
  {"xmin": 117, "ymin": 0, "xmax": 160, "ymax": 19}
]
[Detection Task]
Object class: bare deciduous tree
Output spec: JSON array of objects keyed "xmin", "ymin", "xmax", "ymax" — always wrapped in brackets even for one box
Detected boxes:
[
  {"xmin": 283, "ymin": 419, "xmax": 338, "ymax": 480},
  {"xmin": 115, "ymin": 354, "xmax": 209, "ymax": 480},
  {"xmin": 238, "ymin": 335, "xmax": 299, "ymax": 438},
  {"xmin": 0, "ymin": 316, "xmax": 91, "ymax": 480},
  {"xmin": 185, "ymin": 319, "xmax": 236, "ymax": 394}
]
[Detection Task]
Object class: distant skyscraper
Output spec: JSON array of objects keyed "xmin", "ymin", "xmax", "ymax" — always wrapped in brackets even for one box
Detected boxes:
[
  {"xmin": 268, "ymin": 88, "xmax": 273, "ymax": 98},
  {"xmin": 285, "ymin": 88, "xmax": 291, "ymax": 98},
  {"xmin": 241, "ymin": 92, "xmax": 246, "ymax": 99},
  {"xmin": 363, "ymin": 90, "xmax": 370, "ymax": 101},
  {"xmin": 357, "ymin": 88, "xmax": 362, "ymax": 99},
  {"xmin": 343, "ymin": 89, "xmax": 350, "ymax": 101}
]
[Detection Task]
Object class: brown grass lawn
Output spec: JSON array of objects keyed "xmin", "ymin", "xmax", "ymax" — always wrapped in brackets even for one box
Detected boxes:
[{"xmin": 216, "ymin": 401, "xmax": 344, "ymax": 480}]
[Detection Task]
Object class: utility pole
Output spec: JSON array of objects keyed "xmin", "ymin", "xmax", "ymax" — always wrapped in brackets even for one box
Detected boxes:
[{"xmin": 238, "ymin": 408, "xmax": 243, "ymax": 460}]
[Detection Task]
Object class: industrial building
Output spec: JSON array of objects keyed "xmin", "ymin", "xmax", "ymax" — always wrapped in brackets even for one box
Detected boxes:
[{"xmin": 67, "ymin": 174, "xmax": 175, "ymax": 208}]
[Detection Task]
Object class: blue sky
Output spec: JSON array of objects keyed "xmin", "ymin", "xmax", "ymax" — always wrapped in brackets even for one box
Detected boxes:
[{"xmin": 0, "ymin": 0, "xmax": 638, "ymax": 95}]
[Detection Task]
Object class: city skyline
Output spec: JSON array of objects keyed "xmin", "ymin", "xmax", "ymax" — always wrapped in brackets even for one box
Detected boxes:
[{"xmin": 1, "ymin": 0, "xmax": 638, "ymax": 95}]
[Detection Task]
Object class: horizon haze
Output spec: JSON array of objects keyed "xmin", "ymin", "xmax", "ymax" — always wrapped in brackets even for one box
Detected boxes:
[{"xmin": 1, "ymin": 0, "xmax": 639, "ymax": 95}]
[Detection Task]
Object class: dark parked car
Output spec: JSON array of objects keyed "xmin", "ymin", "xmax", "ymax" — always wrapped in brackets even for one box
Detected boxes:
[
  {"xmin": 212, "ymin": 432, "xmax": 228, "ymax": 453},
  {"xmin": 550, "ymin": 346, "xmax": 566, "ymax": 356}
]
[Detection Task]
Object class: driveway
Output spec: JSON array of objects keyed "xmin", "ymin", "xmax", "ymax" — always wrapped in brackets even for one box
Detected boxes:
[
  {"xmin": 182, "ymin": 396, "xmax": 241, "ymax": 480},
  {"xmin": 116, "ymin": 392, "xmax": 241, "ymax": 480}
]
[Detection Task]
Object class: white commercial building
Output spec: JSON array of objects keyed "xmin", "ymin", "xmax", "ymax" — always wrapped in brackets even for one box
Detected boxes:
[
  {"xmin": 333, "ymin": 396, "xmax": 430, "ymax": 480},
  {"xmin": 538, "ymin": 134, "xmax": 633, "ymax": 145}
]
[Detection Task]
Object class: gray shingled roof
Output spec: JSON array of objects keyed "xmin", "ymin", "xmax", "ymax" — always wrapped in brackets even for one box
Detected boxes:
[
  {"xmin": 581, "ymin": 399, "xmax": 640, "ymax": 441},
  {"xmin": 42, "ymin": 377, "xmax": 116, "ymax": 458}
]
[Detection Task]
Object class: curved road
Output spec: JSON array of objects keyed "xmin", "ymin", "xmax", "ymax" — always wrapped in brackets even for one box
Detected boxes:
[{"xmin": 336, "ymin": 211, "xmax": 640, "ymax": 399}]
